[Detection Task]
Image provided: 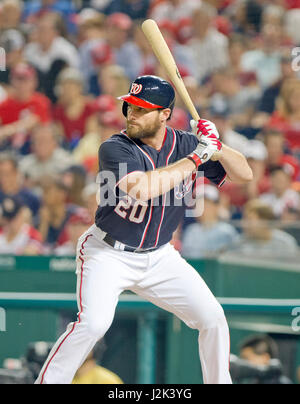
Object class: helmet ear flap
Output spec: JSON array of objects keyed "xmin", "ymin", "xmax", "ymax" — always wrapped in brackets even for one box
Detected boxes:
[
  {"xmin": 122, "ymin": 101, "xmax": 128, "ymax": 117},
  {"xmin": 167, "ymin": 98, "xmax": 175, "ymax": 120}
]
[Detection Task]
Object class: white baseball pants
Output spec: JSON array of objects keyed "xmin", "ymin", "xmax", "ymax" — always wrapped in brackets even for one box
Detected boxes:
[{"xmin": 35, "ymin": 225, "xmax": 232, "ymax": 384}]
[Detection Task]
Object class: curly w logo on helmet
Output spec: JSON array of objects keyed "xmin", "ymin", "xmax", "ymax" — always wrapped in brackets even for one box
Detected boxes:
[{"xmin": 130, "ymin": 83, "xmax": 143, "ymax": 95}]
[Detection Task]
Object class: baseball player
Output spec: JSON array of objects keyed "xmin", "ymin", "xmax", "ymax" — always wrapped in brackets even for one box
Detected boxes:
[{"xmin": 36, "ymin": 75, "xmax": 253, "ymax": 385}]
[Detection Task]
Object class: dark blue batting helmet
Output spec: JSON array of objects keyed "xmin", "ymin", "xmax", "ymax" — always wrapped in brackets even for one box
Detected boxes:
[{"xmin": 118, "ymin": 75, "xmax": 175, "ymax": 119}]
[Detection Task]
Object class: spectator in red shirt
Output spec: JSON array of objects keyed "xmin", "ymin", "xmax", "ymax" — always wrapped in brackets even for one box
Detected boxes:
[
  {"xmin": 0, "ymin": 63, "xmax": 51, "ymax": 150},
  {"xmin": 264, "ymin": 129, "xmax": 300, "ymax": 181},
  {"xmin": 285, "ymin": 0, "xmax": 300, "ymax": 9},
  {"xmin": 53, "ymin": 67, "xmax": 99, "ymax": 149}
]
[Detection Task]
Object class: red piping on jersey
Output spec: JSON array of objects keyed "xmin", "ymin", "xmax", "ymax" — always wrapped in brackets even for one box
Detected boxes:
[
  {"xmin": 138, "ymin": 200, "xmax": 154, "ymax": 248},
  {"xmin": 166, "ymin": 129, "xmax": 176, "ymax": 164},
  {"xmin": 218, "ymin": 174, "xmax": 227, "ymax": 188},
  {"xmin": 154, "ymin": 194, "xmax": 166, "ymax": 247},
  {"xmin": 39, "ymin": 234, "xmax": 93, "ymax": 384},
  {"xmin": 154, "ymin": 129, "xmax": 177, "ymax": 247},
  {"xmin": 77, "ymin": 235, "xmax": 93, "ymax": 321}
]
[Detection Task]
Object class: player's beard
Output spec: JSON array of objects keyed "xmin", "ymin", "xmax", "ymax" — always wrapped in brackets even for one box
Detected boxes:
[{"xmin": 126, "ymin": 114, "xmax": 161, "ymax": 140}]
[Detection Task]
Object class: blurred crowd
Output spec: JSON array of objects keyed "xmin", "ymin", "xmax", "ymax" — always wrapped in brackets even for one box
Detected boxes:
[{"xmin": 0, "ymin": 0, "xmax": 299, "ymax": 259}]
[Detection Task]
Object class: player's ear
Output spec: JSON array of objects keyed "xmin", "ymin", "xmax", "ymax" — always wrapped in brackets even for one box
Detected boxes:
[{"xmin": 160, "ymin": 108, "xmax": 171, "ymax": 122}]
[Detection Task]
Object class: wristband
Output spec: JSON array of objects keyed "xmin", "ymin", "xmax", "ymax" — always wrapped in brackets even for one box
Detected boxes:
[{"xmin": 187, "ymin": 152, "xmax": 202, "ymax": 169}]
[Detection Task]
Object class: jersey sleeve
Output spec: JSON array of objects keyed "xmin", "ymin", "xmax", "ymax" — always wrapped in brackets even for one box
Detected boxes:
[
  {"xmin": 200, "ymin": 160, "xmax": 227, "ymax": 188},
  {"xmin": 99, "ymin": 139, "xmax": 144, "ymax": 197}
]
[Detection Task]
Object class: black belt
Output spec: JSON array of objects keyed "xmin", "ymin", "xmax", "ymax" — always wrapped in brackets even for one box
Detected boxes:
[{"xmin": 103, "ymin": 234, "xmax": 158, "ymax": 254}]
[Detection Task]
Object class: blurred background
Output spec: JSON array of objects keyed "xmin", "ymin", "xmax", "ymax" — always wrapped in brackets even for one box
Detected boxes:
[{"xmin": 0, "ymin": 0, "xmax": 299, "ymax": 384}]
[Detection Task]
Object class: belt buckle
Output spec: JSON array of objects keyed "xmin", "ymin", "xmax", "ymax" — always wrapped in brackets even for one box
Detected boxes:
[
  {"xmin": 133, "ymin": 248, "xmax": 144, "ymax": 254},
  {"xmin": 115, "ymin": 241, "xmax": 126, "ymax": 251},
  {"xmin": 130, "ymin": 246, "xmax": 146, "ymax": 253},
  {"xmin": 134, "ymin": 247, "xmax": 154, "ymax": 254}
]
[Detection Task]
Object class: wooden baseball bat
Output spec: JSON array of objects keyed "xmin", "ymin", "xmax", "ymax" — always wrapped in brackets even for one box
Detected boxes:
[
  {"xmin": 141, "ymin": 19, "xmax": 221, "ymax": 160},
  {"xmin": 142, "ymin": 19, "xmax": 200, "ymax": 121}
]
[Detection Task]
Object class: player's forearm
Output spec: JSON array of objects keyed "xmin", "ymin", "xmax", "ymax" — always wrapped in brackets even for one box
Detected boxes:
[
  {"xmin": 218, "ymin": 144, "xmax": 253, "ymax": 184},
  {"xmin": 126, "ymin": 158, "xmax": 196, "ymax": 201}
]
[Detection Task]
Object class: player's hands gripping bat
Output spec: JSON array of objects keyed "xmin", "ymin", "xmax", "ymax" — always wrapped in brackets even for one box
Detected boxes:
[
  {"xmin": 187, "ymin": 135, "xmax": 222, "ymax": 169},
  {"xmin": 190, "ymin": 119, "xmax": 220, "ymax": 140}
]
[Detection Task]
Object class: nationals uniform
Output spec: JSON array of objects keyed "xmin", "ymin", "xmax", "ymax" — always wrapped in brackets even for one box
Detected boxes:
[{"xmin": 36, "ymin": 76, "xmax": 232, "ymax": 385}]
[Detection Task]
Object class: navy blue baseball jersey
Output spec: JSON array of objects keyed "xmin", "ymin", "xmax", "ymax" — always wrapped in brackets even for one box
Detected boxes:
[{"xmin": 95, "ymin": 127, "xmax": 226, "ymax": 249}]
